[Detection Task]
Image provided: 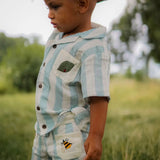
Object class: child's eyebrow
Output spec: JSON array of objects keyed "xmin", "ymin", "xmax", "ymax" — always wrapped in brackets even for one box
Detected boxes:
[
  {"xmin": 45, "ymin": 0, "xmax": 62, "ymax": 4},
  {"xmin": 45, "ymin": 0, "xmax": 62, "ymax": 6}
]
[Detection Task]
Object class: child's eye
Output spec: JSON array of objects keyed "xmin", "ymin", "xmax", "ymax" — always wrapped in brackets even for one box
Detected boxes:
[{"xmin": 49, "ymin": 4, "xmax": 60, "ymax": 10}]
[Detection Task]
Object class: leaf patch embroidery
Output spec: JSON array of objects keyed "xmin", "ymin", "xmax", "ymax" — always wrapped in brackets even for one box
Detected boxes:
[{"xmin": 57, "ymin": 61, "xmax": 74, "ymax": 72}]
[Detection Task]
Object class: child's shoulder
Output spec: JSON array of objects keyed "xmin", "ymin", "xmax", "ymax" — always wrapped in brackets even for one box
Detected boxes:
[{"xmin": 78, "ymin": 24, "xmax": 108, "ymax": 59}]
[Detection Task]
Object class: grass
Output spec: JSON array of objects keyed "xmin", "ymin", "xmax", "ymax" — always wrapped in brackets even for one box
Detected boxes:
[
  {"xmin": 0, "ymin": 78, "xmax": 160, "ymax": 160},
  {"xmin": 0, "ymin": 93, "xmax": 35, "ymax": 160},
  {"xmin": 102, "ymin": 78, "xmax": 160, "ymax": 160}
]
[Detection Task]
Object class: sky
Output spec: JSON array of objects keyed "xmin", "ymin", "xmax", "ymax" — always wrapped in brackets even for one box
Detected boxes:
[{"xmin": 0, "ymin": 0, "xmax": 127, "ymax": 43}]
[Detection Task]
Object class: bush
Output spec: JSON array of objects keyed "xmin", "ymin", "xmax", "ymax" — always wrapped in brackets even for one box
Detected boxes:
[
  {"xmin": 0, "ymin": 79, "xmax": 7, "ymax": 94},
  {"xmin": 0, "ymin": 76, "xmax": 16, "ymax": 94},
  {"xmin": 1, "ymin": 42, "xmax": 44, "ymax": 92},
  {"xmin": 125, "ymin": 67, "xmax": 147, "ymax": 81},
  {"xmin": 134, "ymin": 69, "xmax": 146, "ymax": 81},
  {"xmin": 125, "ymin": 67, "xmax": 133, "ymax": 78}
]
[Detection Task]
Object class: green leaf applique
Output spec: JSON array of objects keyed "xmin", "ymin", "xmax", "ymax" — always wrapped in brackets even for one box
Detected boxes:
[{"xmin": 57, "ymin": 61, "xmax": 74, "ymax": 72}]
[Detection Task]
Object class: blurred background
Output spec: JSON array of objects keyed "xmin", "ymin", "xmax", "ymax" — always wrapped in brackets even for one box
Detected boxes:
[{"xmin": 0, "ymin": 0, "xmax": 160, "ymax": 160}]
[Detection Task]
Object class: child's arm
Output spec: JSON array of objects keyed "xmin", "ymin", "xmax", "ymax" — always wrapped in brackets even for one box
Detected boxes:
[{"xmin": 84, "ymin": 96, "xmax": 108, "ymax": 160}]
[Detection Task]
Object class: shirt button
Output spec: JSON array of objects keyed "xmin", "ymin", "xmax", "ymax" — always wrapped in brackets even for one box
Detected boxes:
[
  {"xmin": 43, "ymin": 62, "xmax": 45, "ymax": 67},
  {"xmin": 37, "ymin": 106, "xmax": 40, "ymax": 111},
  {"xmin": 53, "ymin": 44, "xmax": 57, "ymax": 49},
  {"xmin": 42, "ymin": 124, "xmax": 47, "ymax": 129},
  {"xmin": 39, "ymin": 84, "xmax": 42, "ymax": 88}
]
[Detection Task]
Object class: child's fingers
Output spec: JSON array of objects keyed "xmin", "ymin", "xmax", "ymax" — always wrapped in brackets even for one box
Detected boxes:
[
  {"xmin": 83, "ymin": 154, "xmax": 89, "ymax": 160},
  {"xmin": 84, "ymin": 141, "xmax": 89, "ymax": 154},
  {"xmin": 83, "ymin": 142, "xmax": 102, "ymax": 160},
  {"xmin": 83, "ymin": 150, "xmax": 91, "ymax": 160},
  {"xmin": 83, "ymin": 149, "xmax": 94, "ymax": 160}
]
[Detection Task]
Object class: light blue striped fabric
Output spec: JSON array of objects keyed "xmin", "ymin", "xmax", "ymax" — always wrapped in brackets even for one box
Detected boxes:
[
  {"xmin": 32, "ymin": 112, "xmax": 87, "ymax": 160},
  {"xmin": 34, "ymin": 23, "xmax": 110, "ymax": 136}
]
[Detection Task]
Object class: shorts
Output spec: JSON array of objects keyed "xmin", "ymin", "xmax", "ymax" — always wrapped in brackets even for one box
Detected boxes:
[{"xmin": 31, "ymin": 111, "xmax": 89, "ymax": 160}]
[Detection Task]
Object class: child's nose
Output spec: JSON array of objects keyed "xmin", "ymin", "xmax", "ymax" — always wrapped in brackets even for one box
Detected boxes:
[{"xmin": 48, "ymin": 10, "xmax": 55, "ymax": 19}]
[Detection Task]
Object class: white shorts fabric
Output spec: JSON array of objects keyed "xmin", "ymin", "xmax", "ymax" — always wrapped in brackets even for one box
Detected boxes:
[{"xmin": 31, "ymin": 112, "xmax": 89, "ymax": 160}]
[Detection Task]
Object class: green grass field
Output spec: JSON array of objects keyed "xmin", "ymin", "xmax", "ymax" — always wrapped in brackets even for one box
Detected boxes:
[{"xmin": 0, "ymin": 78, "xmax": 160, "ymax": 160}]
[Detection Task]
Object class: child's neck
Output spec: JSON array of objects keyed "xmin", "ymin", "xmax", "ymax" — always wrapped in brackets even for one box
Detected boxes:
[{"xmin": 63, "ymin": 22, "xmax": 92, "ymax": 38}]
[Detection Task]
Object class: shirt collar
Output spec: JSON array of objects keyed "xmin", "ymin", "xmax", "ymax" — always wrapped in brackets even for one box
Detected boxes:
[{"xmin": 49, "ymin": 22, "xmax": 106, "ymax": 46}]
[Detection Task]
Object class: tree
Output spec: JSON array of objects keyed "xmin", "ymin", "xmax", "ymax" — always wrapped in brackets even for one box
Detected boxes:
[
  {"xmin": 140, "ymin": 0, "xmax": 160, "ymax": 62},
  {"xmin": 0, "ymin": 32, "xmax": 29, "ymax": 62},
  {"xmin": 109, "ymin": 0, "xmax": 160, "ymax": 76},
  {"xmin": 0, "ymin": 33, "xmax": 44, "ymax": 92}
]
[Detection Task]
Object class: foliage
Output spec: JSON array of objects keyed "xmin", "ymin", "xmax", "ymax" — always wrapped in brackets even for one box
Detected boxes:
[
  {"xmin": 0, "ymin": 79, "xmax": 160, "ymax": 160},
  {"xmin": 0, "ymin": 32, "xmax": 29, "ymax": 62},
  {"xmin": 125, "ymin": 67, "xmax": 147, "ymax": 81},
  {"xmin": 0, "ymin": 77, "xmax": 16, "ymax": 94},
  {"xmin": 0, "ymin": 33, "xmax": 44, "ymax": 92},
  {"xmin": 134, "ymin": 69, "xmax": 146, "ymax": 81},
  {"xmin": 125, "ymin": 67, "xmax": 133, "ymax": 79},
  {"xmin": 108, "ymin": 0, "xmax": 160, "ymax": 76},
  {"xmin": 140, "ymin": 0, "xmax": 160, "ymax": 62}
]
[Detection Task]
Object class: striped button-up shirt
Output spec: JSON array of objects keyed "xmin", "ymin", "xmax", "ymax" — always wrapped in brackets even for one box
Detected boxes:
[{"xmin": 35, "ymin": 23, "xmax": 110, "ymax": 135}]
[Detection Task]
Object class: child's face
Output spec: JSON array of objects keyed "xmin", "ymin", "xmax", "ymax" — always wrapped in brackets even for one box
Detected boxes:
[{"xmin": 44, "ymin": 0, "xmax": 82, "ymax": 35}]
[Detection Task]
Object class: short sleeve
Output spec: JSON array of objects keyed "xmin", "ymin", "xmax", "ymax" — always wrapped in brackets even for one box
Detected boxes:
[{"xmin": 80, "ymin": 45, "xmax": 110, "ymax": 102}]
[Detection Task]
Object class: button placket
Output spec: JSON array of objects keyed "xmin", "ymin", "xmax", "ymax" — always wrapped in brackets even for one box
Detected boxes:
[
  {"xmin": 42, "ymin": 124, "xmax": 47, "ymax": 129},
  {"xmin": 39, "ymin": 84, "xmax": 42, "ymax": 88},
  {"xmin": 53, "ymin": 44, "xmax": 57, "ymax": 49},
  {"xmin": 37, "ymin": 106, "xmax": 40, "ymax": 111}
]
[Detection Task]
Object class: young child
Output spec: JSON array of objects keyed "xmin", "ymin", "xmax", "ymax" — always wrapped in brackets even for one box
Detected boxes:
[{"xmin": 31, "ymin": 0, "xmax": 110, "ymax": 160}]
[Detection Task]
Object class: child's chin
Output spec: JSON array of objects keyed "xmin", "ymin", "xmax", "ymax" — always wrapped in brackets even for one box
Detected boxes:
[{"xmin": 55, "ymin": 27, "xmax": 63, "ymax": 32}]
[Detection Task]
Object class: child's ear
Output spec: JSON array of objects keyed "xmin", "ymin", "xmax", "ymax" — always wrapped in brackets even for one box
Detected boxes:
[{"xmin": 77, "ymin": 0, "xmax": 89, "ymax": 13}]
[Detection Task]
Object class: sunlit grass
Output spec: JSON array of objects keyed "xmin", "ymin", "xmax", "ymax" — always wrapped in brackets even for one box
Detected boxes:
[
  {"xmin": 102, "ymin": 78, "xmax": 160, "ymax": 160},
  {"xmin": 0, "ymin": 93, "xmax": 35, "ymax": 160},
  {"xmin": 0, "ymin": 78, "xmax": 160, "ymax": 160}
]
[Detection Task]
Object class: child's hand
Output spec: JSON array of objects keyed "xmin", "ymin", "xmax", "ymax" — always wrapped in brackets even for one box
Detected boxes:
[
  {"xmin": 83, "ymin": 96, "xmax": 108, "ymax": 160},
  {"xmin": 83, "ymin": 134, "xmax": 102, "ymax": 160}
]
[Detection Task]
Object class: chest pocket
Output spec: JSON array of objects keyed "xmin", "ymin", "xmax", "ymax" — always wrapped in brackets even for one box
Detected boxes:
[{"xmin": 52, "ymin": 49, "xmax": 80, "ymax": 83}]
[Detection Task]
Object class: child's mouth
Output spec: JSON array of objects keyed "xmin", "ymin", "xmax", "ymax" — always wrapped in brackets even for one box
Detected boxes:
[{"xmin": 51, "ymin": 22, "xmax": 57, "ymax": 28}]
